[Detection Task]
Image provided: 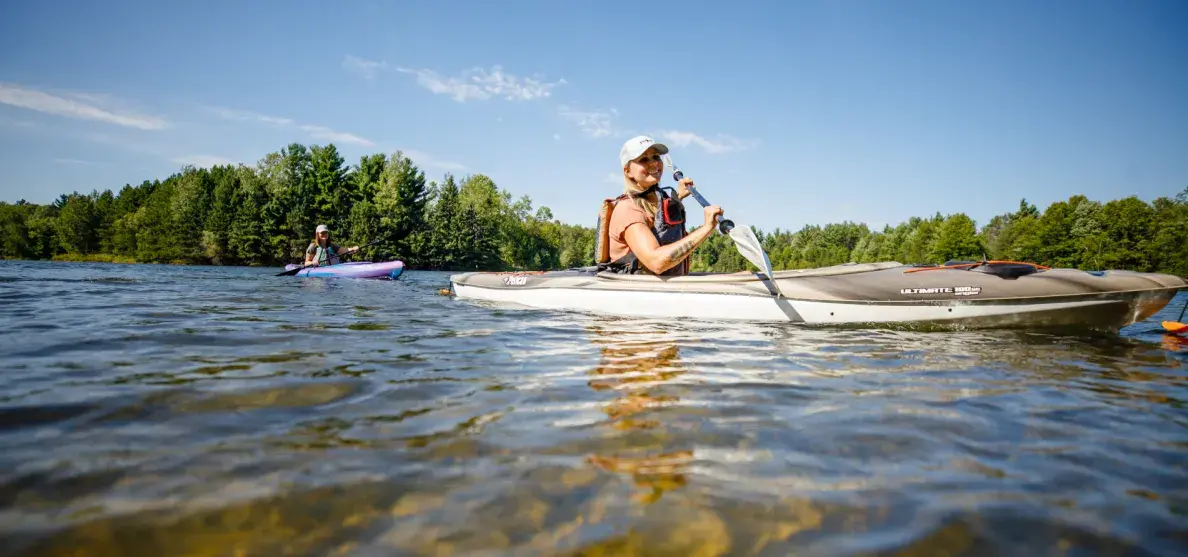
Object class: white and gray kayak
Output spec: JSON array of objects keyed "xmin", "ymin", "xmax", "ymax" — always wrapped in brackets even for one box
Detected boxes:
[{"xmin": 449, "ymin": 261, "xmax": 1187, "ymax": 330}]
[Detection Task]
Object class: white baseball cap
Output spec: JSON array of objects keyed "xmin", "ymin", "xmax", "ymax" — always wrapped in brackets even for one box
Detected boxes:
[
  {"xmin": 315, "ymin": 224, "xmax": 329, "ymax": 234},
  {"xmin": 619, "ymin": 135, "xmax": 669, "ymax": 168}
]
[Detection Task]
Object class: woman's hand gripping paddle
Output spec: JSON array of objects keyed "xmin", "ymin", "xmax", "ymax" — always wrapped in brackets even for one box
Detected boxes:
[{"xmin": 662, "ymin": 154, "xmax": 785, "ymax": 298}]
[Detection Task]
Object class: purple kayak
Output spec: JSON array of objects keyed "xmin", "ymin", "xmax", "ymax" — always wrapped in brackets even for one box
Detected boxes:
[{"xmin": 283, "ymin": 260, "xmax": 405, "ymax": 279}]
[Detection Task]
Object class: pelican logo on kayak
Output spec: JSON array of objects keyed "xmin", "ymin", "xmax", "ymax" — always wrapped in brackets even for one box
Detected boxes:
[
  {"xmin": 901, "ymin": 286, "xmax": 982, "ymax": 296},
  {"xmin": 503, "ymin": 275, "xmax": 529, "ymax": 286}
]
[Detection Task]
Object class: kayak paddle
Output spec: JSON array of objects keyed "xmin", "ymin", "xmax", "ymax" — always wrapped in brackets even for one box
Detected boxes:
[
  {"xmin": 1163, "ymin": 298, "xmax": 1188, "ymax": 334},
  {"xmin": 274, "ymin": 236, "xmax": 386, "ymax": 276},
  {"xmin": 662, "ymin": 154, "xmax": 786, "ymax": 298}
]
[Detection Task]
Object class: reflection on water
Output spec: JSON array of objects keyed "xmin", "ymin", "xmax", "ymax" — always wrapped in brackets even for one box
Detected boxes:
[
  {"xmin": 0, "ymin": 260, "xmax": 1185, "ymax": 556},
  {"xmin": 585, "ymin": 322, "xmax": 693, "ymax": 507}
]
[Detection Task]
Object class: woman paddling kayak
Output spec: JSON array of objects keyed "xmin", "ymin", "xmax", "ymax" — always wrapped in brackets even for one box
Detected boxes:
[
  {"xmin": 304, "ymin": 224, "xmax": 359, "ymax": 266},
  {"xmin": 599, "ymin": 135, "xmax": 723, "ymax": 276}
]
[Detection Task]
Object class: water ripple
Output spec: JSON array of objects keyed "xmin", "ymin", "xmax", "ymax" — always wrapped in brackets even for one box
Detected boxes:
[{"xmin": 0, "ymin": 260, "xmax": 1184, "ymax": 556}]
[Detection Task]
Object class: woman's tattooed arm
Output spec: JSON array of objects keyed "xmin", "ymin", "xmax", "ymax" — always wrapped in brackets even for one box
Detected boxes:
[
  {"xmin": 624, "ymin": 219, "xmax": 718, "ymax": 274},
  {"xmin": 661, "ymin": 234, "xmax": 700, "ymax": 267}
]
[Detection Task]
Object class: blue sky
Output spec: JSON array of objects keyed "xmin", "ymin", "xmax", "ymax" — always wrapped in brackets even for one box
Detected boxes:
[{"xmin": 1, "ymin": 0, "xmax": 1185, "ymax": 233}]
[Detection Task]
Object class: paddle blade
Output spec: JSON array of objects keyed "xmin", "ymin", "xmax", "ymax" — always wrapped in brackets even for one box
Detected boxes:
[
  {"xmin": 727, "ymin": 224, "xmax": 785, "ymax": 297},
  {"xmin": 276, "ymin": 267, "xmax": 303, "ymax": 276},
  {"xmin": 1162, "ymin": 321, "xmax": 1188, "ymax": 334}
]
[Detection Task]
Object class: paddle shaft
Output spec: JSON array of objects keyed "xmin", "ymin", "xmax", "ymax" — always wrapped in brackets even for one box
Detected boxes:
[
  {"xmin": 666, "ymin": 157, "xmax": 786, "ymax": 298},
  {"xmin": 672, "ymin": 168, "xmax": 735, "ymax": 235}
]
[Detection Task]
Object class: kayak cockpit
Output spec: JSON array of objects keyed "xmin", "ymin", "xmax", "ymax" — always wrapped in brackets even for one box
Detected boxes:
[{"xmin": 591, "ymin": 261, "xmax": 904, "ymax": 283}]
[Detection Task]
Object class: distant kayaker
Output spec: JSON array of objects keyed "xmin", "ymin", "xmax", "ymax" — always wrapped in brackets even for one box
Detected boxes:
[
  {"xmin": 602, "ymin": 135, "xmax": 723, "ymax": 276},
  {"xmin": 304, "ymin": 224, "xmax": 359, "ymax": 266}
]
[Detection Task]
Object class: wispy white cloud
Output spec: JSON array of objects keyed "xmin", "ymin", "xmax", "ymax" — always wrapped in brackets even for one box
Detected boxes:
[
  {"xmin": 0, "ymin": 83, "xmax": 168, "ymax": 130},
  {"xmin": 396, "ymin": 65, "xmax": 566, "ymax": 102},
  {"xmin": 82, "ymin": 132, "xmax": 211, "ymax": 169},
  {"xmin": 401, "ymin": 149, "xmax": 468, "ymax": 173},
  {"xmin": 604, "ymin": 172, "xmax": 622, "ymax": 185},
  {"xmin": 209, "ymin": 106, "xmax": 373, "ymax": 147},
  {"xmin": 206, "ymin": 107, "xmax": 294, "ymax": 126},
  {"xmin": 299, "ymin": 124, "xmax": 375, "ymax": 147},
  {"xmin": 559, "ymin": 106, "xmax": 618, "ymax": 138},
  {"xmin": 658, "ymin": 130, "xmax": 759, "ymax": 154},
  {"xmin": 83, "ymin": 132, "xmax": 166, "ymax": 156},
  {"xmin": 53, "ymin": 157, "xmax": 100, "ymax": 166},
  {"xmin": 553, "ymin": 133, "xmax": 561, "ymax": 141},
  {"xmin": 172, "ymin": 155, "xmax": 237, "ymax": 168},
  {"xmin": 0, "ymin": 117, "xmax": 38, "ymax": 130},
  {"xmin": 59, "ymin": 125, "xmax": 235, "ymax": 169},
  {"xmin": 343, "ymin": 55, "xmax": 388, "ymax": 81}
]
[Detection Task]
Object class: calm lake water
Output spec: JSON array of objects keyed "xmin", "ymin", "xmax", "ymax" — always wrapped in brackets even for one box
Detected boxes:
[{"xmin": 1, "ymin": 260, "xmax": 1186, "ymax": 556}]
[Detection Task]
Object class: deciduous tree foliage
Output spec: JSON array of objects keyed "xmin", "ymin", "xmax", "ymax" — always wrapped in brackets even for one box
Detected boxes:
[
  {"xmin": 0, "ymin": 144, "xmax": 595, "ymax": 271},
  {"xmin": 693, "ymin": 192, "xmax": 1187, "ymax": 278},
  {"xmin": 0, "ymin": 142, "xmax": 1184, "ymax": 279}
]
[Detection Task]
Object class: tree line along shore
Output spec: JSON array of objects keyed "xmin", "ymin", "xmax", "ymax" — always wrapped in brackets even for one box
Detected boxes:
[{"xmin": 1, "ymin": 142, "xmax": 1185, "ymax": 279}]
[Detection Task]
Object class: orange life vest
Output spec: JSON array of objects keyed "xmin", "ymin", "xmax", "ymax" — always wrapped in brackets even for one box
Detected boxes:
[{"xmin": 594, "ymin": 185, "xmax": 689, "ymax": 275}]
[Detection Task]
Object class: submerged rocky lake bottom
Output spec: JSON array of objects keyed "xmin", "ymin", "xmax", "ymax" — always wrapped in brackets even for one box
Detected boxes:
[{"xmin": 1, "ymin": 260, "xmax": 1186, "ymax": 556}]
